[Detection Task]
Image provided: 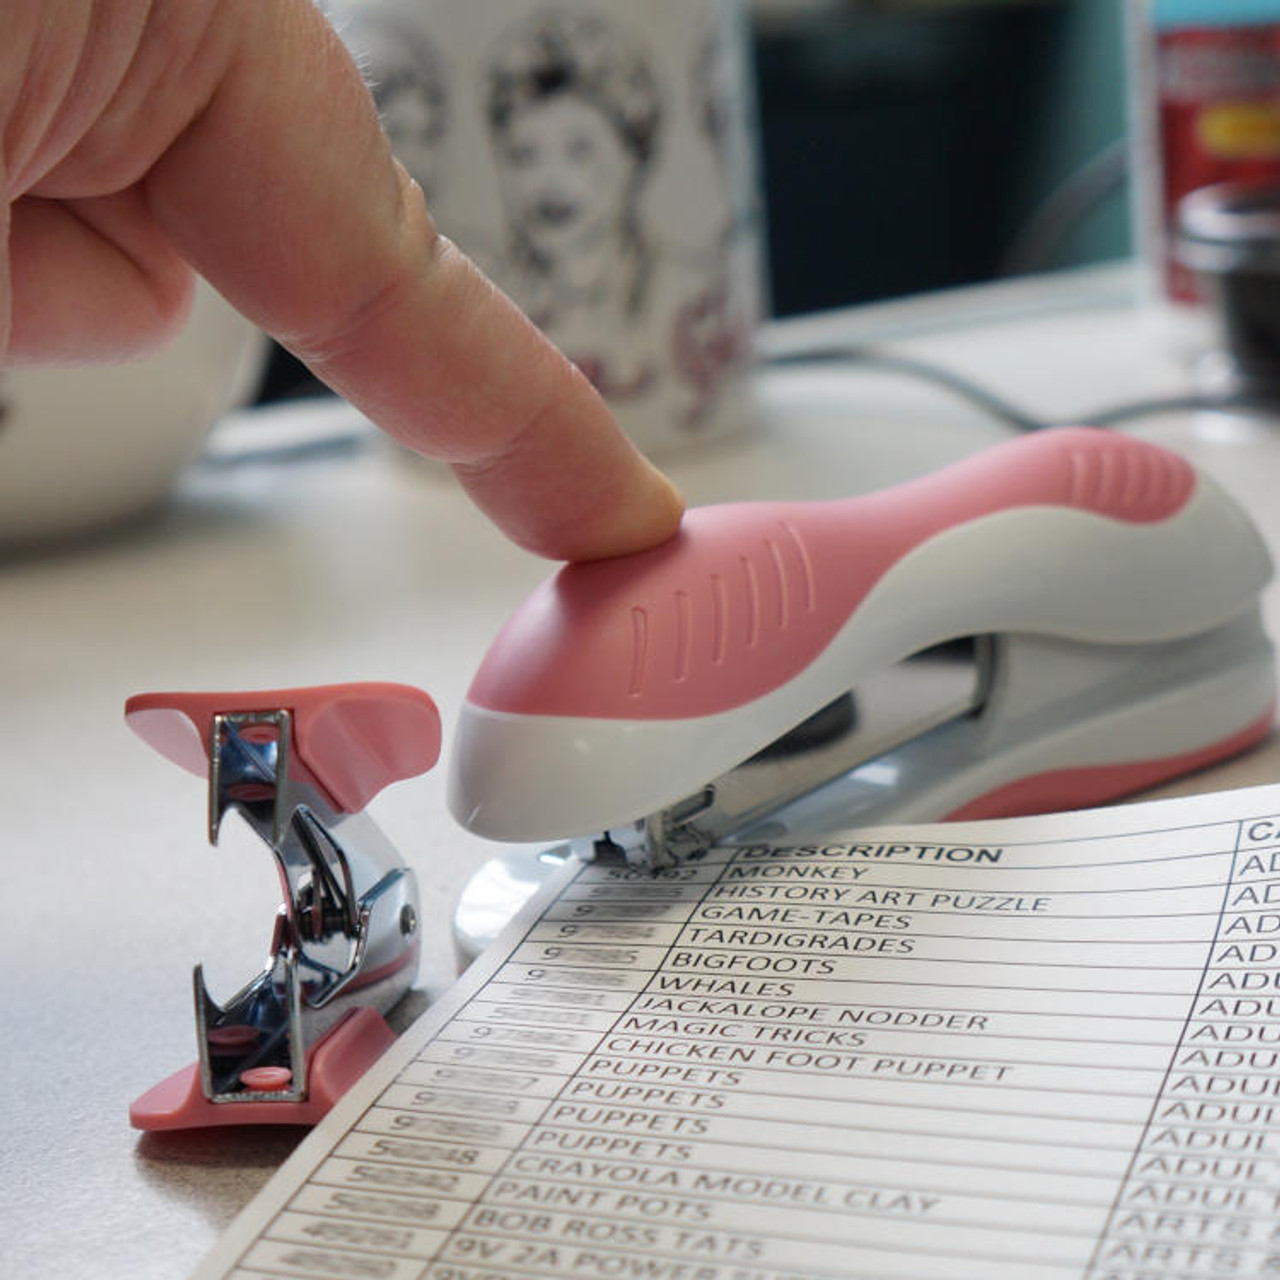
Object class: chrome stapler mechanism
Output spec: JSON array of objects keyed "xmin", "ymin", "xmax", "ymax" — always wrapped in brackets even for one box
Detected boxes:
[
  {"xmin": 125, "ymin": 683, "xmax": 440, "ymax": 1130},
  {"xmin": 448, "ymin": 427, "xmax": 1276, "ymax": 959}
]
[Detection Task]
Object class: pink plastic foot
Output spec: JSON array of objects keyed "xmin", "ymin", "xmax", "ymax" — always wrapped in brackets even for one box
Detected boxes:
[{"xmin": 129, "ymin": 1006, "xmax": 396, "ymax": 1131}]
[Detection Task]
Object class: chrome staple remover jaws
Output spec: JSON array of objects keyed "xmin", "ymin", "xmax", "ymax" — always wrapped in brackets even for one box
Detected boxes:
[
  {"xmin": 448, "ymin": 428, "xmax": 1275, "ymax": 957},
  {"xmin": 125, "ymin": 683, "xmax": 440, "ymax": 1130}
]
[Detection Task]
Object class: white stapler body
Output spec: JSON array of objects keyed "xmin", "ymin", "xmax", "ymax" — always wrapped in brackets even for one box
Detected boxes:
[{"xmin": 448, "ymin": 429, "xmax": 1275, "ymax": 950}]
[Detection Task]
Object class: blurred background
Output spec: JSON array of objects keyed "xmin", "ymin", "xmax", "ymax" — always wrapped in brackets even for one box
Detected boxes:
[
  {"xmin": 258, "ymin": 0, "xmax": 1128, "ymax": 401},
  {"xmin": 751, "ymin": 0, "xmax": 1126, "ymax": 313}
]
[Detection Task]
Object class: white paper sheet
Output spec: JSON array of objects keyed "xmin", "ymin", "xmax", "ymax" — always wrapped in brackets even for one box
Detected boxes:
[{"xmin": 192, "ymin": 784, "xmax": 1280, "ymax": 1279}]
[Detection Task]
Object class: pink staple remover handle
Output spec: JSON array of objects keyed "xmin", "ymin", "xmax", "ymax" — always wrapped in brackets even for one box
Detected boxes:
[
  {"xmin": 449, "ymin": 428, "xmax": 1275, "ymax": 841},
  {"xmin": 126, "ymin": 682, "xmax": 441, "ymax": 813}
]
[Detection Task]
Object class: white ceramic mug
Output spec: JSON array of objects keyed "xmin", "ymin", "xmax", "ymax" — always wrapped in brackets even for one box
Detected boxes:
[
  {"xmin": 332, "ymin": 0, "xmax": 766, "ymax": 455},
  {"xmin": 0, "ymin": 280, "xmax": 266, "ymax": 547}
]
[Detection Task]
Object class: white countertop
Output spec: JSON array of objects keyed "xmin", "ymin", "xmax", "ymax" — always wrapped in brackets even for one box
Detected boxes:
[{"xmin": 5, "ymin": 265, "xmax": 1280, "ymax": 1278}]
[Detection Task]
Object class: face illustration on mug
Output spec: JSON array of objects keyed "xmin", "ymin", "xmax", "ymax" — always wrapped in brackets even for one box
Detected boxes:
[
  {"xmin": 338, "ymin": 9, "xmax": 450, "ymax": 202},
  {"xmin": 494, "ymin": 95, "xmax": 638, "ymax": 265},
  {"xmin": 379, "ymin": 79, "xmax": 446, "ymax": 199},
  {"xmin": 485, "ymin": 11, "xmax": 661, "ymax": 327}
]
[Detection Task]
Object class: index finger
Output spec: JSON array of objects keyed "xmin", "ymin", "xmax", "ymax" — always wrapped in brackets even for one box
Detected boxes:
[{"xmin": 146, "ymin": 0, "xmax": 683, "ymax": 559}]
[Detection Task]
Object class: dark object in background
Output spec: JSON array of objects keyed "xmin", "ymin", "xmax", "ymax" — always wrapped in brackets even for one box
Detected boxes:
[
  {"xmin": 1179, "ymin": 181, "xmax": 1280, "ymax": 394},
  {"xmin": 257, "ymin": 343, "xmax": 329, "ymax": 404},
  {"xmin": 755, "ymin": 3, "xmax": 1065, "ymax": 316}
]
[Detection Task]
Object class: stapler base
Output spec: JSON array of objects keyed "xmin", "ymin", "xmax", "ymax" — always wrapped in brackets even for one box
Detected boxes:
[
  {"xmin": 453, "ymin": 841, "xmax": 578, "ymax": 968},
  {"xmin": 452, "ymin": 610, "xmax": 1275, "ymax": 964},
  {"xmin": 743, "ymin": 609, "xmax": 1274, "ymax": 838}
]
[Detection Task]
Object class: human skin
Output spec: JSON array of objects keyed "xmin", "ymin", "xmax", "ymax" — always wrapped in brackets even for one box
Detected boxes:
[{"xmin": 0, "ymin": 0, "xmax": 684, "ymax": 560}]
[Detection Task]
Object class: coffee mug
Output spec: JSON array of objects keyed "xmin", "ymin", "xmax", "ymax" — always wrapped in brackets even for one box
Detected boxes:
[
  {"xmin": 0, "ymin": 281, "xmax": 266, "ymax": 547},
  {"xmin": 331, "ymin": 0, "xmax": 766, "ymax": 455}
]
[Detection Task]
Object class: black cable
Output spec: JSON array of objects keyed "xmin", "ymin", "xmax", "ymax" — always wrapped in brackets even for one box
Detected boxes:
[
  {"xmin": 764, "ymin": 345, "xmax": 1051, "ymax": 432},
  {"xmin": 762, "ymin": 344, "xmax": 1280, "ymax": 433}
]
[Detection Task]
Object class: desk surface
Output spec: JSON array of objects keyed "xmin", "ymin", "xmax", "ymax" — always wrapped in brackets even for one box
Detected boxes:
[{"xmin": 5, "ymin": 267, "xmax": 1280, "ymax": 1279}]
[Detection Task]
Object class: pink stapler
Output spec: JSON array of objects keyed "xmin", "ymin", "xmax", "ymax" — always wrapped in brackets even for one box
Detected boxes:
[
  {"xmin": 125, "ymin": 683, "xmax": 439, "ymax": 1129},
  {"xmin": 448, "ymin": 428, "xmax": 1275, "ymax": 955}
]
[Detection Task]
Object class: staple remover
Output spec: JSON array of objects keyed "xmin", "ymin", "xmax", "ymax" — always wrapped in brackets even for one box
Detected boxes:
[{"xmin": 125, "ymin": 683, "xmax": 439, "ymax": 1129}]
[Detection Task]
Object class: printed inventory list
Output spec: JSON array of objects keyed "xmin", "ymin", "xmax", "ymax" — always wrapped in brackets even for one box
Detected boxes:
[{"xmin": 195, "ymin": 788, "xmax": 1280, "ymax": 1280}]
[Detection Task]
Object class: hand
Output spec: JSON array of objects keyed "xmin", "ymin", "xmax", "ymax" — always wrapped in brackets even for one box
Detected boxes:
[{"xmin": 1, "ymin": 0, "xmax": 684, "ymax": 559}]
